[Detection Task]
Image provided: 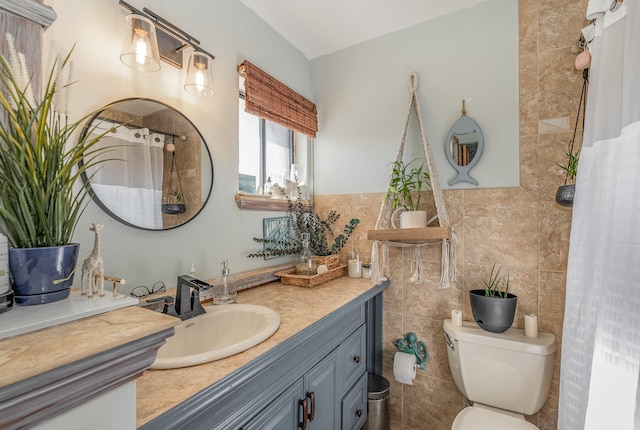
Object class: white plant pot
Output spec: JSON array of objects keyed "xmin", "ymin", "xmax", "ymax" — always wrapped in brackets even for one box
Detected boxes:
[{"xmin": 391, "ymin": 208, "xmax": 427, "ymax": 229}]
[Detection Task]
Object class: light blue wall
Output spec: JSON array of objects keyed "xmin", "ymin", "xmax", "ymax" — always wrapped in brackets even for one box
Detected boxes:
[
  {"xmin": 311, "ymin": 0, "xmax": 519, "ymax": 194},
  {"xmin": 41, "ymin": 0, "xmax": 517, "ymax": 291},
  {"xmin": 44, "ymin": 0, "xmax": 311, "ymax": 289}
]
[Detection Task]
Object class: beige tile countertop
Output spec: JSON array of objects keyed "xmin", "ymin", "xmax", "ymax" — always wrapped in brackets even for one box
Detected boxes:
[
  {"xmin": 136, "ymin": 276, "xmax": 379, "ymax": 428},
  {"xmin": 0, "ymin": 306, "xmax": 179, "ymax": 388}
]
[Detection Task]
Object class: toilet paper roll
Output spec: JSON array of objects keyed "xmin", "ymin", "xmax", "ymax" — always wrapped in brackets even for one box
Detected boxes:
[
  {"xmin": 451, "ymin": 310, "xmax": 462, "ymax": 327},
  {"xmin": 347, "ymin": 259, "xmax": 362, "ymax": 278},
  {"xmin": 524, "ymin": 314, "xmax": 538, "ymax": 338},
  {"xmin": 393, "ymin": 351, "xmax": 417, "ymax": 385}
]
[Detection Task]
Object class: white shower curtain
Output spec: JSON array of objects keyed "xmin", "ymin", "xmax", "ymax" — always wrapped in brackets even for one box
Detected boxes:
[
  {"xmin": 558, "ymin": 1, "xmax": 640, "ymax": 429},
  {"xmin": 88, "ymin": 121, "xmax": 164, "ymax": 229}
]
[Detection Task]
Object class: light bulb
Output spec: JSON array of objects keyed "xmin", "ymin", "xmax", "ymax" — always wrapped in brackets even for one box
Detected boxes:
[
  {"xmin": 195, "ymin": 69, "xmax": 205, "ymax": 93},
  {"xmin": 134, "ymin": 33, "xmax": 148, "ymax": 66}
]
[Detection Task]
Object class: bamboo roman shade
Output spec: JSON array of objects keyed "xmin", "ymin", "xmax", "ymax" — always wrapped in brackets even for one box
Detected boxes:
[{"xmin": 238, "ymin": 60, "xmax": 318, "ymax": 138}]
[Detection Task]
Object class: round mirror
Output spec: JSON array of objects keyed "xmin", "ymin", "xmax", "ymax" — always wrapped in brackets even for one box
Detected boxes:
[
  {"xmin": 444, "ymin": 108, "xmax": 484, "ymax": 186},
  {"xmin": 79, "ymin": 98, "xmax": 213, "ymax": 230}
]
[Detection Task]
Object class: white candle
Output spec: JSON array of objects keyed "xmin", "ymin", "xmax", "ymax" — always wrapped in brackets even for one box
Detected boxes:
[
  {"xmin": 524, "ymin": 314, "xmax": 538, "ymax": 338},
  {"xmin": 451, "ymin": 310, "xmax": 462, "ymax": 327},
  {"xmin": 347, "ymin": 259, "xmax": 362, "ymax": 278}
]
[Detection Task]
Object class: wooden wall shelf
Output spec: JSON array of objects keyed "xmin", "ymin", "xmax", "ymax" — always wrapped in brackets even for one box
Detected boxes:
[
  {"xmin": 367, "ymin": 227, "xmax": 451, "ymax": 244},
  {"xmin": 235, "ymin": 193, "xmax": 312, "ymax": 212}
]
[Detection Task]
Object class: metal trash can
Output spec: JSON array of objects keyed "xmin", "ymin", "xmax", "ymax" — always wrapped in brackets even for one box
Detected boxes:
[{"xmin": 363, "ymin": 373, "xmax": 390, "ymax": 430}]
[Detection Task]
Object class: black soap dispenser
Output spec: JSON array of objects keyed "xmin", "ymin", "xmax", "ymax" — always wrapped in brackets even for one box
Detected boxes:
[{"xmin": 212, "ymin": 260, "xmax": 237, "ymax": 304}]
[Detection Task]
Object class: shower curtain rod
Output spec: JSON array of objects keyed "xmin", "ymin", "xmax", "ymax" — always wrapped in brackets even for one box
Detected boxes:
[{"xmin": 94, "ymin": 116, "xmax": 186, "ymax": 141}]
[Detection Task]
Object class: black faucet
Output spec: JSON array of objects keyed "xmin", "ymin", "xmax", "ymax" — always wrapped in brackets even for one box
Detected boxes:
[
  {"xmin": 139, "ymin": 295, "xmax": 179, "ymax": 318},
  {"xmin": 175, "ymin": 275, "xmax": 211, "ymax": 321}
]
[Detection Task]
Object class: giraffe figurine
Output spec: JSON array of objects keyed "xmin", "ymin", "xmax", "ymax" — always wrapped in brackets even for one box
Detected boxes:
[{"xmin": 81, "ymin": 223, "xmax": 104, "ymax": 298}]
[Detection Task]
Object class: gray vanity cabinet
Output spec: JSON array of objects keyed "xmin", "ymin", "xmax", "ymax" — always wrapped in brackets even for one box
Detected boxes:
[
  {"xmin": 140, "ymin": 288, "xmax": 386, "ymax": 430},
  {"xmin": 241, "ymin": 349, "xmax": 340, "ymax": 429},
  {"xmin": 239, "ymin": 329, "xmax": 360, "ymax": 429}
]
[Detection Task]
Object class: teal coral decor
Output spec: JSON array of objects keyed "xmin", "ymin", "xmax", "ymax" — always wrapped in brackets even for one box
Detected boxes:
[{"xmin": 395, "ymin": 332, "xmax": 429, "ymax": 371}]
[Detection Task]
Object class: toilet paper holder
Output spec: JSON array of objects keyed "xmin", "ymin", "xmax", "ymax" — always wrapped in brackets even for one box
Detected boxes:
[{"xmin": 394, "ymin": 332, "xmax": 429, "ymax": 371}]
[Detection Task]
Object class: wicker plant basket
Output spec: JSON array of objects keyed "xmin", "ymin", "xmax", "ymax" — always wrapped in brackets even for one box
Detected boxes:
[
  {"xmin": 275, "ymin": 264, "xmax": 346, "ymax": 288},
  {"xmin": 312, "ymin": 255, "xmax": 340, "ymax": 269}
]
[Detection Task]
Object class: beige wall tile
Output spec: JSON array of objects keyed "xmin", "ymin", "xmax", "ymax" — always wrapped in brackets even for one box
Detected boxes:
[
  {"xmin": 539, "ymin": 48, "xmax": 585, "ymax": 121},
  {"xmin": 539, "ymin": 0, "xmax": 590, "ymax": 51},
  {"xmin": 520, "ymin": 52, "xmax": 539, "ymax": 124},
  {"xmin": 519, "ymin": 134, "xmax": 540, "ymax": 195},
  {"xmin": 403, "ymin": 375, "xmax": 464, "ymax": 430}
]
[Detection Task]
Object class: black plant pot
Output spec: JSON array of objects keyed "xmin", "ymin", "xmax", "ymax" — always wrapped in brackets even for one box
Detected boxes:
[
  {"xmin": 555, "ymin": 184, "xmax": 575, "ymax": 207},
  {"xmin": 469, "ymin": 289, "xmax": 517, "ymax": 333},
  {"xmin": 162, "ymin": 203, "xmax": 186, "ymax": 214}
]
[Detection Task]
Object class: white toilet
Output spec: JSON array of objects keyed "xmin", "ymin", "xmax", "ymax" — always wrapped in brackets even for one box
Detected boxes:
[{"xmin": 443, "ymin": 319, "xmax": 556, "ymax": 430}]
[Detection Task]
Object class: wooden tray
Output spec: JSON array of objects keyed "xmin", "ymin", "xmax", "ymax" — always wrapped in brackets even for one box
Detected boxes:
[
  {"xmin": 312, "ymin": 254, "xmax": 340, "ymax": 269},
  {"xmin": 275, "ymin": 265, "xmax": 346, "ymax": 288}
]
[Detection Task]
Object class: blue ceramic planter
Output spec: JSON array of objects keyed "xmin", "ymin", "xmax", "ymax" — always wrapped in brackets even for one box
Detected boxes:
[{"xmin": 8, "ymin": 244, "xmax": 79, "ymax": 304}]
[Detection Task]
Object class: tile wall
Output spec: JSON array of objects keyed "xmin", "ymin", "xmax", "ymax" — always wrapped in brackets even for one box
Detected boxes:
[{"xmin": 313, "ymin": 0, "xmax": 589, "ymax": 428}]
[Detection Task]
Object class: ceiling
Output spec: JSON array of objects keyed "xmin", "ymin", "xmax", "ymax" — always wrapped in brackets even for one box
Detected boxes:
[{"xmin": 239, "ymin": 0, "xmax": 490, "ymax": 60}]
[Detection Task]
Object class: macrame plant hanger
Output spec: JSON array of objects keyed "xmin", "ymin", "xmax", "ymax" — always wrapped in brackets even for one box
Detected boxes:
[
  {"xmin": 370, "ymin": 72, "xmax": 457, "ymax": 287},
  {"xmin": 161, "ymin": 144, "xmax": 187, "ymax": 215}
]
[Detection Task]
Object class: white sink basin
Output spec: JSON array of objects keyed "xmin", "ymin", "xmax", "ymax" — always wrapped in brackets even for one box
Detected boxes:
[{"xmin": 151, "ymin": 304, "xmax": 281, "ymax": 369}]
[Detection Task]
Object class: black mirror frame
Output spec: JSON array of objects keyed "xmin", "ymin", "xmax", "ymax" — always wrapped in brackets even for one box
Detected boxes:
[{"xmin": 78, "ymin": 98, "xmax": 214, "ymax": 231}]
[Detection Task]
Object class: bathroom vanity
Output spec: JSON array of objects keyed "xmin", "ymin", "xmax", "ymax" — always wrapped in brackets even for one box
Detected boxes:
[
  {"xmin": 0, "ymin": 275, "xmax": 387, "ymax": 430},
  {"xmin": 138, "ymin": 276, "xmax": 388, "ymax": 430}
]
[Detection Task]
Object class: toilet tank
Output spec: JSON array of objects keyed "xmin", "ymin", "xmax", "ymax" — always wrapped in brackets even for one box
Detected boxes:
[{"xmin": 443, "ymin": 319, "xmax": 555, "ymax": 415}]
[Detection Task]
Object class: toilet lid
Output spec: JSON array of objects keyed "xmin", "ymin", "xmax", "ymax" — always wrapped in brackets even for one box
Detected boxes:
[{"xmin": 452, "ymin": 406, "xmax": 539, "ymax": 430}]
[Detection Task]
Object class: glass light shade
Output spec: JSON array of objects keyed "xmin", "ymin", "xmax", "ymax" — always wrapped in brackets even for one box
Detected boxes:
[
  {"xmin": 120, "ymin": 14, "xmax": 161, "ymax": 72},
  {"xmin": 184, "ymin": 51, "xmax": 215, "ymax": 97}
]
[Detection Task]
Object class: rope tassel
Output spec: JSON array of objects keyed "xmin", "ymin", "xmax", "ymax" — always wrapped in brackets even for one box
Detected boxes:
[{"xmin": 410, "ymin": 247, "xmax": 423, "ymax": 283}]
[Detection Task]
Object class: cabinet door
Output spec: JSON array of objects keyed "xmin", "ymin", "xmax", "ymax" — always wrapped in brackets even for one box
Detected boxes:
[
  {"xmin": 305, "ymin": 349, "xmax": 340, "ymax": 430},
  {"xmin": 241, "ymin": 380, "xmax": 304, "ymax": 430},
  {"xmin": 341, "ymin": 373, "xmax": 367, "ymax": 430}
]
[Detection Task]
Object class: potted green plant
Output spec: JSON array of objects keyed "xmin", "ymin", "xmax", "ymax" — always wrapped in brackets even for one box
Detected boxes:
[
  {"xmin": 469, "ymin": 264, "xmax": 517, "ymax": 333},
  {"xmin": 555, "ymin": 148, "xmax": 579, "ymax": 207},
  {"xmin": 385, "ymin": 158, "xmax": 431, "ymax": 228},
  {"xmin": 162, "ymin": 189, "xmax": 186, "ymax": 214},
  {"xmin": 0, "ymin": 38, "xmax": 110, "ymax": 305},
  {"xmin": 162, "ymin": 149, "xmax": 186, "ymax": 214},
  {"xmin": 249, "ymin": 188, "xmax": 359, "ymax": 260},
  {"xmin": 556, "ymin": 68, "xmax": 587, "ymax": 208}
]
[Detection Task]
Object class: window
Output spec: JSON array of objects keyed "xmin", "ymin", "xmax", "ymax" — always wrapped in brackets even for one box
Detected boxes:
[
  {"xmin": 238, "ymin": 81, "xmax": 312, "ymax": 204},
  {"xmin": 239, "ymin": 95, "xmax": 293, "ymax": 194},
  {"xmin": 236, "ymin": 61, "xmax": 316, "ymax": 210}
]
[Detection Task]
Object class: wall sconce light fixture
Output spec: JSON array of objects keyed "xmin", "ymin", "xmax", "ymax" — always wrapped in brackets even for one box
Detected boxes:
[
  {"xmin": 120, "ymin": 14, "xmax": 161, "ymax": 72},
  {"xmin": 184, "ymin": 51, "xmax": 214, "ymax": 97},
  {"xmin": 119, "ymin": 0, "xmax": 216, "ymax": 96}
]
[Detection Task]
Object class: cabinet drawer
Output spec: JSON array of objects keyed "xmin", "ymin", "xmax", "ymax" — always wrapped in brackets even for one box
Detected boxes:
[
  {"xmin": 340, "ymin": 324, "xmax": 366, "ymax": 392},
  {"xmin": 341, "ymin": 373, "xmax": 367, "ymax": 430}
]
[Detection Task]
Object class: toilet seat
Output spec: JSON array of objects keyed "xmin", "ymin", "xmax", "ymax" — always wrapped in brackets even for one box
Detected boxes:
[{"xmin": 452, "ymin": 404, "xmax": 539, "ymax": 430}]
